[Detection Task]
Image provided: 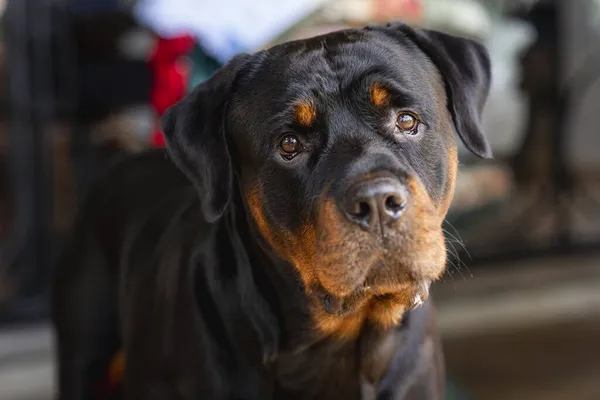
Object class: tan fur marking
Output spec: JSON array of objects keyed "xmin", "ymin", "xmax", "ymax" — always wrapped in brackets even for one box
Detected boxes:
[
  {"xmin": 313, "ymin": 307, "xmax": 366, "ymax": 341},
  {"xmin": 367, "ymin": 295, "xmax": 410, "ymax": 329},
  {"xmin": 294, "ymin": 101, "xmax": 317, "ymax": 127},
  {"xmin": 245, "ymin": 185, "xmax": 317, "ymax": 288},
  {"xmin": 108, "ymin": 350, "xmax": 125, "ymax": 387},
  {"xmin": 405, "ymin": 177, "xmax": 448, "ymax": 277},
  {"xmin": 437, "ymin": 144, "xmax": 458, "ymax": 220},
  {"xmin": 371, "ymin": 83, "xmax": 391, "ymax": 106}
]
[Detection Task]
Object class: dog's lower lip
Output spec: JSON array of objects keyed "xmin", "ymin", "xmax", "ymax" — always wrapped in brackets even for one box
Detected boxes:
[
  {"xmin": 317, "ymin": 279, "xmax": 432, "ymax": 316},
  {"xmin": 317, "ymin": 286, "xmax": 371, "ymax": 316},
  {"xmin": 374, "ymin": 293, "xmax": 395, "ymax": 302},
  {"xmin": 319, "ymin": 293, "xmax": 340, "ymax": 314},
  {"xmin": 318, "ymin": 293, "xmax": 354, "ymax": 316}
]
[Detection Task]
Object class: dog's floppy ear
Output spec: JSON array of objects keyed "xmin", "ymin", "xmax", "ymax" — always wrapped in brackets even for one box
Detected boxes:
[
  {"xmin": 162, "ymin": 54, "xmax": 250, "ymax": 222},
  {"xmin": 383, "ymin": 22, "xmax": 493, "ymax": 158}
]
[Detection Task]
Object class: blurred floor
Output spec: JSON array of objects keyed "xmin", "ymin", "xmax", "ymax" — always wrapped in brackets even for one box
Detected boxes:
[
  {"xmin": 435, "ymin": 254, "xmax": 600, "ymax": 400},
  {"xmin": 0, "ymin": 324, "xmax": 53, "ymax": 400},
  {"xmin": 444, "ymin": 318, "xmax": 600, "ymax": 400},
  {"xmin": 0, "ymin": 254, "xmax": 599, "ymax": 400}
]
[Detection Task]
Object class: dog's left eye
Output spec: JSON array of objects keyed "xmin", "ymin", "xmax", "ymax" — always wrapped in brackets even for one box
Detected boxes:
[
  {"xmin": 279, "ymin": 135, "xmax": 302, "ymax": 160},
  {"xmin": 396, "ymin": 113, "xmax": 420, "ymax": 135}
]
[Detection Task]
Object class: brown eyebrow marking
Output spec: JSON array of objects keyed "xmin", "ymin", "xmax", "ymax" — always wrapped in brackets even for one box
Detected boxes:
[
  {"xmin": 294, "ymin": 100, "xmax": 317, "ymax": 127},
  {"xmin": 370, "ymin": 83, "xmax": 391, "ymax": 106}
]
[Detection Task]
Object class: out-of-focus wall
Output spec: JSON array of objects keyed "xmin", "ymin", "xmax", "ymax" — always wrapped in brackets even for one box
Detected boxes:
[
  {"xmin": 563, "ymin": 0, "xmax": 600, "ymax": 169},
  {"xmin": 478, "ymin": 16, "xmax": 533, "ymax": 158}
]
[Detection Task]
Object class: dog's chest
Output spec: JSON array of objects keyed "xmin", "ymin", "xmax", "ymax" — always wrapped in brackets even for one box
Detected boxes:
[
  {"xmin": 270, "ymin": 334, "xmax": 397, "ymax": 400},
  {"xmin": 270, "ymin": 324, "xmax": 409, "ymax": 399},
  {"xmin": 272, "ymin": 348, "xmax": 363, "ymax": 400}
]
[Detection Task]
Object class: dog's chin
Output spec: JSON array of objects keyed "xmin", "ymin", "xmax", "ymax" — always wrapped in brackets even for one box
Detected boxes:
[
  {"xmin": 313, "ymin": 277, "xmax": 432, "ymax": 319},
  {"xmin": 308, "ymin": 251, "xmax": 442, "ymax": 337},
  {"xmin": 311, "ymin": 247, "xmax": 442, "ymax": 320}
]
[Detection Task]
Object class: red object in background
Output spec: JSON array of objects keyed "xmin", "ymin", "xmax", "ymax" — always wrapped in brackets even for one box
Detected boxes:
[
  {"xmin": 373, "ymin": 0, "xmax": 424, "ymax": 21},
  {"xmin": 148, "ymin": 35, "xmax": 195, "ymax": 147}
]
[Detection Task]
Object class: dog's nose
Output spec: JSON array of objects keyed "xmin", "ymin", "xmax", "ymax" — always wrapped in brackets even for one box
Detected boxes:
[{"xmin": 343, "ymin": 178, "xmax": 407, "ymax": 230}]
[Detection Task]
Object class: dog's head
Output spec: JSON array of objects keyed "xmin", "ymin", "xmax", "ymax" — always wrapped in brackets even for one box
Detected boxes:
[{"xmin": 163, "ymin": 22, "xmax": 491, "ymax": 339}]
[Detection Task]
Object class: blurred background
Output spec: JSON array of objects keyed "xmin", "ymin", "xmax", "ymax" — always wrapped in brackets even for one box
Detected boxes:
[{"xmin": 0, "ymin": 0, "xmax": 598, "ymax": 399}]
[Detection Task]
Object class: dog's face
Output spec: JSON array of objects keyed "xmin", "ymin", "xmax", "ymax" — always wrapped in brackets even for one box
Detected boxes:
[{"xmin": 163, "ymin": 23, "xmax": 491, "ymax": 339}]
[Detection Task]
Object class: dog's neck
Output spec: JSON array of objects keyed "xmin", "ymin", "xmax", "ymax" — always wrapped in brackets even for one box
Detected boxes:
[{"xmin": 227, "ymin": 201, "xmax": 318, "ymax": 350}]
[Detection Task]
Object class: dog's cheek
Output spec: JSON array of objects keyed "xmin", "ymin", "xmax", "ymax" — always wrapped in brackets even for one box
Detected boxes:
[
  {"xmin": 437, "ymin": 143, "xmax": 458, "ymax": 220},
  {"xmin": 245, "ymin": 186, "xmax": 318, "ymax": 288},
  {"xmin": 246, "ymin": 186, "xmax": 276, "ymax": 247},
  {"xmin": 404, "ymin": 177, "xmax": 447, "ymax": 279}
]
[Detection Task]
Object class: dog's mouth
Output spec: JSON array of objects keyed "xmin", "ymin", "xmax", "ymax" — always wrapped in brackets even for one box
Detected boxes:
[{"xmin": 314, "ymin": 278, "xmax": 431, "ymax": 317}]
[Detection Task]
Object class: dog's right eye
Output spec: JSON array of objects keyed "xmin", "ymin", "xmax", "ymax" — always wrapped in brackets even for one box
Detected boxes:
[
  {"xmin": 396, "ymin": 113, "xmax": 420, "ymax": 135},
  {"xmin": 279, "ymin": 135, "xmax": 302, "ymax": 160}
]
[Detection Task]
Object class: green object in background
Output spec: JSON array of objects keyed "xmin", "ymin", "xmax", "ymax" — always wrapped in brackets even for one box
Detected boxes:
[
  {"xmin": 187, "ymin": 44, "xmax": 222, "ymax": 92},
  {"xmin": 446, "ymin": 378, "xmax": 475, "ymax": 400}
]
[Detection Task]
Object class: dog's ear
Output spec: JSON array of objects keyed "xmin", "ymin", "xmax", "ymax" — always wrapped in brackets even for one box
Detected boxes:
[
  {"xmin": 382, "ymin": 22, "xmax": 493, "ymax": 158},
  {"xmin": 162, "ymin": 54, "xmax": 250, "ymax": 222}
]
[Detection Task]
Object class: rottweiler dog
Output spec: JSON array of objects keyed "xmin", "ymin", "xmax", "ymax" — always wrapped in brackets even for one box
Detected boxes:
[{"xmin": 52, "ymin": 21, "xmax": 491, "ymax": 400}]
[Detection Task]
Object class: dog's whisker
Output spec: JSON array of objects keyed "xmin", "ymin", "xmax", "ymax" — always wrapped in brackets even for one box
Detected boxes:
[
  {"xmin": 442, "ymin": 226, "xmax": 473, "ymax": 279},
  {"xmin": 443, "ymin": 222, "xmax": 472, "ymax": 260},
  {"xmin": 447, "ymin": 240, "xmax": 473, "ymax": 279},
  {"xmin": 444, "ymin": 241, "xmax": 469, "ymax": 281},
  {"xmin": 441, "ymin": 242, "xmax": 464, "ymax": 281}
]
